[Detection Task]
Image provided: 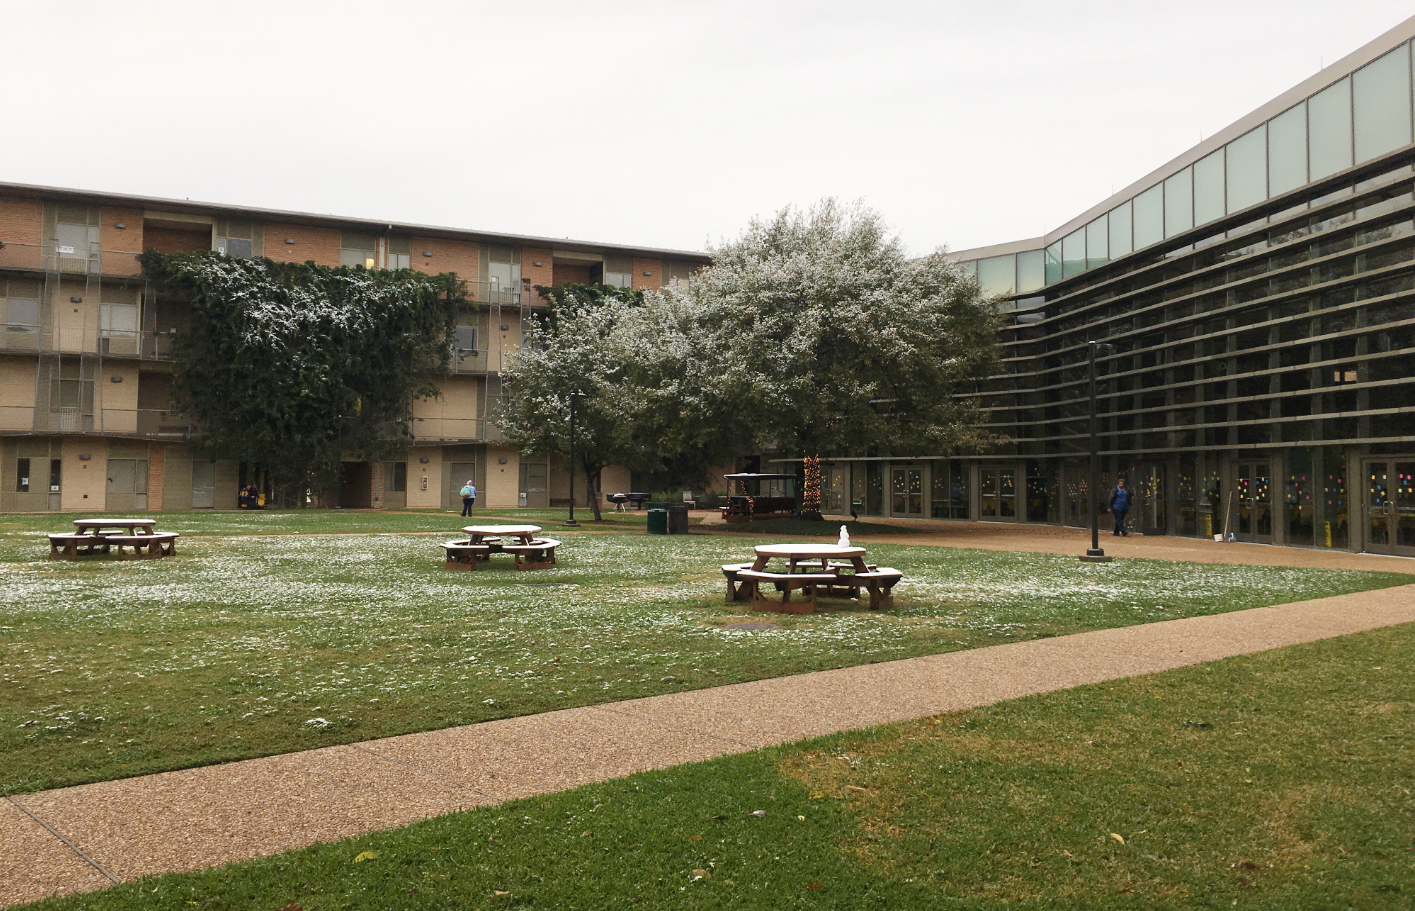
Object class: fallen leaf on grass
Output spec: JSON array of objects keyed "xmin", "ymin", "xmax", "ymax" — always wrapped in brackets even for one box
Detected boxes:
[
  {"xmin": 692, "ymin": 869, "xmax": 710, "ymax": 879},
  {"xmin": 847, "ymin": 785, "xmax": 867, "ymax": 793},
  {"xmin": 749, "ymin": 809, "xmax": 766, "ymax": 817},
  {"xmin": 1110, "ymin": 833, "xmax": 1125, "ymax": 844},
  {"xmin": 689, "ymin": 834, "xmax": 702, "ymax": 841},
  {"xmin": 353, "ymin": 851, "xmax": 378, "ymax": 863}
]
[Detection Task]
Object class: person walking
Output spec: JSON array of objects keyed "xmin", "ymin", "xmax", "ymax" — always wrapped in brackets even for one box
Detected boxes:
[
  {"xmin": 1109, "ymin": 478, "xmax": 1131, "ymax": 536},
  {"xmin": 460, "ymin": 480, "xmax": 477, "ymax": 517}
]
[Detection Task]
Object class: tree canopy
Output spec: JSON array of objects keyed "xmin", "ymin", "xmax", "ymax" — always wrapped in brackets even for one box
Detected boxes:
[
  {"xmin": 140, "ymin": 251, "xmax": 461, "ymax": 500},
  {"xmin": 500, "ymin": 201, "xmax": 1002, "ymax": 517},
  {"xmin": 497, "ymin": 286, "xmax": 660, "ymax": 521}
]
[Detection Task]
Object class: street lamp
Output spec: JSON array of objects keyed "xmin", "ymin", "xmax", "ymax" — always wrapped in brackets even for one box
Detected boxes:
[
  {"xmin": 566, "ymin": 392, "xmax": 585, "ymax": 527},
  {"xmin": 1080, "ymin": 340, "xmax": 1115, "ymax": 563}
]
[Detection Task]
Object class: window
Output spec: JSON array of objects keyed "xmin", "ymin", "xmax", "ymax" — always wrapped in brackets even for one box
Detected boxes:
[
  {"xmin": 603, "ymin": 255, "xmax": 633, "ymax": 289},
  {"xmin": 105, "ymin": 459, "xmax": 148, "ymax": 497},
  {"xmin": 215, "ymin": 220, "xmax": 262, "ymax": 258},
  {"xmin": 1268, "ymin": 102, "xmax": 1308, "ymax": 196},
  {"xmin": 3, "ymin": 282, "xmax": 40, "ymax": 341},
  {"xmin": 663, "ymin": 261, "xmax": 694, "ymax": 285},
  {"xmin": 1016, "ymin": 249, "xmax": 1045, "ymax": 294},
  {"xmin": 1226, "ymin": 126, "xmax": 1267, "ymax": 213},
  {"xmin": 340, "ymin": 232, "xmax": 378, "ymax": 269},
  {"xmin": 16, "ymin": 458, "xmax": 29, "ymax": 493},
  {"xmin": 1061, "ymin": 227, "xmax": 1085, "ymax": 278},
  {"xmin": 50, "ymin": 361, "xmax": 93, "ymax": 413},
  {"xmin": 386, "ymin": 461, "xmax": 407, "ymax": 492},
  {"xmin": 49, "ymin": 458, "xmax": 61, "ymax": 492},
  {"xmin": 1309, "ymin": 77, "xmax": 1353, "ymax": 180},
  {"xmin": 1109, "ymin": 200, "xmax": 1133, "ymax": 259},
  {"xmin": 47, "ymin": 204, "xmax": 99, "ymax": 273},
  {"xmin": 977, "ymin": 254, "xmax": 1015, "ymax": 297},
  {"xmin": 387, "ymin": 237, "xmax": 412, "ymax": 270},
  {"xmin": 1085, "ymin": 215, "xmax": 1108, "ymax": 270},
  {"xmin": 485, "ymin": 245, "xmax": 522, "ymax": 303},
  {"xmin": 454, "ymin": 324, "xmax": 478, "ymax": 352},
  {"xmin": 1194, "ymin": 148, "xmax": 1225, "ymax": 225},
  {"xmin": 1353, "ymin": 43, "xmax": 1413, "ymax": 164},
  {"xmin": 99, "ymin": 300, "xmax": 140, "ymax": 355},
  {"xmin": 1133, "ymin": 184, "xmax": 1164, "ymax": 249},
  {"xmin": 1164, "ymin": 166, "xmax": 1194, "ymax": 238},
  {"xmin": 1044, "ymin": 240, "xmax": 1063, "ymax": 285}
]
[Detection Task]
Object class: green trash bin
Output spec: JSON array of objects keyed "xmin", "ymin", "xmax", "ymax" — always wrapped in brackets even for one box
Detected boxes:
[{"xmin": 646, "ymin": 508, "xmax": 668, "ymax": 535}]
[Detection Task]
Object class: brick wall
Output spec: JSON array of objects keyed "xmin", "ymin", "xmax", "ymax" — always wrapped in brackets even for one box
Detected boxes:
[
  {"xmin": 411, "ymin": 235, "xmax": 480, "ymax": 282},
  {"xmin": 147, "ymin": 444, "xmax": 165, "ymax": 510},
  {"xmin": 632, "ymin": 257, "xmax": 662, "ymax": 291},
  {"xmin": 143, "ymin": 225, "xmax": 212, "ymax": 254},
  {"xmin": 0, "ymin": 195, "xmax": 44, "ymax": 270},
  {"xmin": 265, "ymin": 222, "xmax": 341, "ymax": 267},
  {"xmin": 552, "ymin": 263, "xmax": 593, "ymax": 286},
  {"xmin": 101, "ymin": 207, "xmax": 144, "ymax": 275},
  {"xmin": 522, "ymin": 247, "xmax": 553, "ymax": 295}
]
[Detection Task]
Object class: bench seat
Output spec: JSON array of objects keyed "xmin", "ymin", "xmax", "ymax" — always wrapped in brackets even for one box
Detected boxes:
[
  {"xmin": 106, "ymin": 532, "xmax": 179, "ymax": 559},
  {"xmin": 497, "ymin": 538, "xmax": 559, "ymax": 570},
  {"xmin": 48, "ymin": 533, "xmax": 109, "ymax": 559},
  {"xmin": 851, "ymin": 568, "xmax": 904, "ymax": 609},
  {"xmin": 734, "ymin": 568, "xmax": 840, "ymax": 614},
  {"xmin": 440, "ymin": 540, "xmax": 491, "ymax": 570}
]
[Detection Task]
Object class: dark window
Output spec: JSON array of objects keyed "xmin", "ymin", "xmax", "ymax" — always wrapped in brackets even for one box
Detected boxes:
[
  {"xmin": 49, "ymin": 459, "xmax": 61, "ymax": 492},
  {"xmin": 391, "ymin": 461, "xmax": 407, "ymax": 492},
  {"xmin": 16, "ymin": 458, "xmax": 29, "ymax": 492}
]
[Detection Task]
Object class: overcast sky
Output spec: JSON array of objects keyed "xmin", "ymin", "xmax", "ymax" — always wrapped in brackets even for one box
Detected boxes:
[{"xmin": 2, "ymin": 1, "xmax": 1411, "ymax": 256}]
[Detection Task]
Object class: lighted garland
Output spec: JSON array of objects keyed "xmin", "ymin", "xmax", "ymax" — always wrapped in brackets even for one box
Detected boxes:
[{"xmin": 800, "ymin": 454, "xmax": 823, "ymax": 520}]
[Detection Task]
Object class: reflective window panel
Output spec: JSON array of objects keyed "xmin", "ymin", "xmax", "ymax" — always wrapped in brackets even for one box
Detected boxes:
[
  {"xmin": 1062, "ymin": 227, "xmax": 1086, "ymax": 278},
  {"xmin": 977, "ymin": 254, "xmax": 1016, "ymax": 297},
  {"xmin": 958, "ymin": 260, "xmax": 977, "ymax": 279},
  {"xmin": 1268, "ymin": 102, "xmax": 1308, "ymax": 196},
  {"xmin": 1133, "ymin": 184, "xmax": 1163, "ymax": 249},
  {"xmin": 1194, "ymin": 148, "xmax": 1225, "ymax": 225},
  {"xmin": 1017, "ymin": 249, "xmax": 1045, "ymax": 294},
  {"xmin": 1353, "ymin": 42, "xmax": 1412, "ymax": 164},
  {"xmin": 1086, "ymin": 215, "xmax": 1108, "ymax": 269},
  {"xmin": 1045, "ymin": 241, "xmax": 1063, "ymax": 285},
  {"xmin": 1164, "ymin": 166, "xmax": 1194, "ymax": 238},
  {"xmin": 1227, "ymin": 124, "xmax": 1267, "ymax": 212},
  {"xmin": 1108, "ymin": 199, "xmax": 1133, "ymax": 259},
  {"xmin": 1310, "ymin": 76, "xmax": 1353, "ymax": 180}
]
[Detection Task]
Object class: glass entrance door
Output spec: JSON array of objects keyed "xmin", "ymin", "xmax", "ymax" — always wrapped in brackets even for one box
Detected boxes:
[
  {"xmin": 1365, "ymin": 460, "xmax": 1415, "ymax": 554},
  {"xmin": 1235, "ymin": 461, "xmax": 1272, "ymax": 542},
  {"xmin": 890, "ymin": 467, "xmax": 923, "ymax": 516},
  {"xmin": 1136, "ymin": 464, "xmax": 1166, "ymax": 535},
  {"xmin": 980, "ymin": 466, "xmax": 1016, "ymax": 519}
]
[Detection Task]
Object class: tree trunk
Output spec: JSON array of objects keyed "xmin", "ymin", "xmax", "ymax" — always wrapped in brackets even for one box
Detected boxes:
[{"xmin": 584, "ymin": 457, "xmax": 604, "ymax": 522}]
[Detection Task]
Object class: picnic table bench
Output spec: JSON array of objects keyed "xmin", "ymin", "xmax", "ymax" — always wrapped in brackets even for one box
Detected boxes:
[
  {"xmin": 722, "ymin": 544, "xmax": 903, "ymax": 612},
  {"xmin": 49, "ymin": 519, "xmax": 178, "ymax": 560},
  {"xmin": 441, "ymin": 525, "xmax": 561, "ymax": 570}
]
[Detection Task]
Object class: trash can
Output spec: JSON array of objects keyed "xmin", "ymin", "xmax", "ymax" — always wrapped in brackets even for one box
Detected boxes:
[
  {"xmin": 666, "ymin": 503, "xmax": 690, "ymax": 535},
  {"xmin": 646, "ymin": 508, "xmax": 668, "ymax": 535}
]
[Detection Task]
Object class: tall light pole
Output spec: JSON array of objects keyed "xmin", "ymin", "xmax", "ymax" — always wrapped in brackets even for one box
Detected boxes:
[
  {"xmin": 1081, "ymin": 340, "xmax": 1114, "ymax": 563},
  {"xmin": 566, "ymin": 392, "xmax": 584, "ymax": 527}
]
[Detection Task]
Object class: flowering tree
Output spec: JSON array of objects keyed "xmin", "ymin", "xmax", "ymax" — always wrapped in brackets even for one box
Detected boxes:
[
  {"xmin": 630, "ymin": 200, "xmax": 1002, "ymax": 516},
  {"xmin": 498, "ymin": 288, "xmax": 659, "ymax": 521}
]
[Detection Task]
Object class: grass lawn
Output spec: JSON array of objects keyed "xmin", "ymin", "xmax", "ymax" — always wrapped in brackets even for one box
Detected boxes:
[
  {"xmin": 0, "ymin": 511, "xmax": 1409, "ymax": 794},
  {"xmin": 25, "ymin": 622, "xmax": 1415, "ymax": 910}
]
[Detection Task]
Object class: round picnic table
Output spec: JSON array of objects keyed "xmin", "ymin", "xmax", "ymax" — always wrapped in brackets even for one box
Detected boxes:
[
  {"xmin": 461, "ymin": 525, "xmax": 542, "ymax": 546},
  {"xmin": 751, "ymin": 543, "xmax": 869, "ymax": 574},
  {"xmin": 73, "ymin": 518, "xmax": 156, "ymax": 536}
]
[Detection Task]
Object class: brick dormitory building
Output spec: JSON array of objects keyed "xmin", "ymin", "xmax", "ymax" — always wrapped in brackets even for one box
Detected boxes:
[
  {"xmin": 6, "ymin": 14, "xmax": 1415, "ymax": 559},
  {"xmin": 0, "ymin": 187, "xmax": 708, "ymax": 513}
]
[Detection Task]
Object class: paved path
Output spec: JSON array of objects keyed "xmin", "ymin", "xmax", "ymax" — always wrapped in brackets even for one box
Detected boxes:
[{"xmin": 5, "ymin": 583, "xmax": 1414, "ymax": 907}]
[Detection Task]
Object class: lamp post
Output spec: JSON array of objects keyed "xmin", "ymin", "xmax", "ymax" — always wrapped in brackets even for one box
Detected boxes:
[
  {"xmin": 1081, "ymin": 340, "xmax": 1114, "ymax": 563},
  {"xmin": 566, "ymin": 392, "xmax": 584, "ymax": 527}
]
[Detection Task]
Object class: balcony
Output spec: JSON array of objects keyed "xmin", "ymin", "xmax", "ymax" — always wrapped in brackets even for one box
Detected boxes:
[
  {"xmin": 409, "ymin": 416, "xmax": 506, "ymax": 443},
  {"xmin": 0, "ymin": 241, "xmax": 143, "ymax": 277}
]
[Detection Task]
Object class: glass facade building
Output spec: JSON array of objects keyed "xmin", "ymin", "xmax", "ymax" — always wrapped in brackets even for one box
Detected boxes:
[{"xmin": 844, "ymin": 16, "xmax": 1415, "ymax": 556}]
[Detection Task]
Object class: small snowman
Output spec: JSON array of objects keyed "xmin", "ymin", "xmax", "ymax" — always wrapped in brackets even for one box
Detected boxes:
[{"xmin": 838, "ymin": 525, "xmax": 850, "ymax": 547}]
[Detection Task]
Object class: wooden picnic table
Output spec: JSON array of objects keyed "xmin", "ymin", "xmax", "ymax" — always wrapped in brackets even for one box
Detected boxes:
[
  {"xmin": 50, "ymin": 518, "xmax": 178, "ymax": 560},
  {"xmin": 444, "ymin": 525, "xmax": 558, "ymax": 570},
  {"xmin": 723, "ymin": 543, "xmax": 902, "ymax": 613},
  {"xmin": 461, "ymin": 525, "xmax": 542, "ymax": 545},
  {"xmin": 73, "ymin": 518, "xmax": 156, "ymax": 536}
]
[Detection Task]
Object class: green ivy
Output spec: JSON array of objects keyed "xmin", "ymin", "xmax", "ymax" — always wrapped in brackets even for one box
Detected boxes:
[{"xmin": 139, "ymin": 252, "xmax": 463, "ymax": 500}]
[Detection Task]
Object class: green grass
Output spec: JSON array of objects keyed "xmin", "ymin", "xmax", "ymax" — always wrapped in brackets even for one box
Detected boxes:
[
  {"xmin": 1, "ymin": 511, "xmax": 1409, "ymax": 794},
  {"xmin": 25, "ymin": 623, "xmax": 1415, "ymax": 910}
]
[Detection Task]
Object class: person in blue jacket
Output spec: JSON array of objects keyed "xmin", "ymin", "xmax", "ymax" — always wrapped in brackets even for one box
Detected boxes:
[{"xmin": 1109, "ymin": 479, "xmax": 1131, "ymax": 536}]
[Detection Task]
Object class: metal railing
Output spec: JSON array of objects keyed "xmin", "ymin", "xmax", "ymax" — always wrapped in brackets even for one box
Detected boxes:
[{"xmin": 409, "ymin": 416, "xmax": 506, "ymax": 443}]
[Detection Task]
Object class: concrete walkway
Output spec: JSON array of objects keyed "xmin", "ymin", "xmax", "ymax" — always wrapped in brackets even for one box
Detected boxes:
[{"xmin": 5, "ymin": 583, "xmax": 1414, "ymax": 907}]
